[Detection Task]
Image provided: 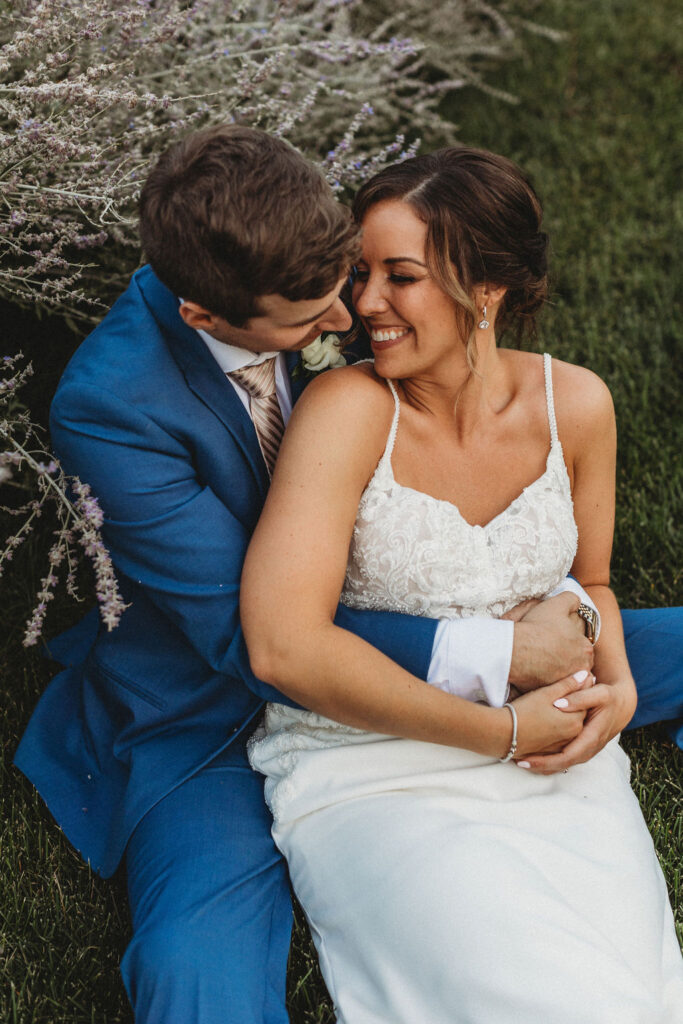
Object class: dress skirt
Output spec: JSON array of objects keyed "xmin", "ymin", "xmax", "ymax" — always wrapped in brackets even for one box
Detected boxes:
[{"xmin": 250, "ymin": 705, "xmax": 683, "ymax": 1024}]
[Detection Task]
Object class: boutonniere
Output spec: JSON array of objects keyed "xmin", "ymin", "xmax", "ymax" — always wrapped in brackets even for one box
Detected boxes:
[{"xmin": 293, "ymin": 334, "xmax": 347, "ymax": 380}]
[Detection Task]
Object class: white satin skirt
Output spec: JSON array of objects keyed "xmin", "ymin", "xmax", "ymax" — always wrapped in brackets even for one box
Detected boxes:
[{"xmin": 249, "ymin": 705, "xmax": 683, "ymax": 1023}]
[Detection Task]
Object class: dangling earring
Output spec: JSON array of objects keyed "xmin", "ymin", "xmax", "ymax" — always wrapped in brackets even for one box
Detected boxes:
[{"xmin": 478, "ymin": 305, "xmax": 490, "ymax": 330}]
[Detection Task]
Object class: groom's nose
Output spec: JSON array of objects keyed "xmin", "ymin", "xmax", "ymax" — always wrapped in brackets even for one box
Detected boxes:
[{"xmin": 319, "ymin": 296, "xmax": 352, "ymax": 333}]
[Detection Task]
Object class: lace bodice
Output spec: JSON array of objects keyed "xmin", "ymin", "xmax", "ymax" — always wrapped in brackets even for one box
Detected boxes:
[
  {"xmin": 341, "ymin": 353, "xmax": 578, "ymax": 619},
  {"xmin": 250, "ymin": 355, "xmax": 579, "ymax": 796}
]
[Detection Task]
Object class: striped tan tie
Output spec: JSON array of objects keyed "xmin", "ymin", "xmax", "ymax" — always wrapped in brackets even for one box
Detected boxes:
[{"xmin": 229, "ymin": 358, "xmax": 285, "ymax": 477}]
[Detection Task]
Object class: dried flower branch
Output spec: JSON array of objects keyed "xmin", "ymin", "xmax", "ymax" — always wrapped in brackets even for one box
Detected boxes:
[
  {"xmin": 0, "ymin": 0, "xmax": 526, "ymax": 321},
  {"xmin": 0, "ymin": 354, "xmax": 127, "ymax": 645}
]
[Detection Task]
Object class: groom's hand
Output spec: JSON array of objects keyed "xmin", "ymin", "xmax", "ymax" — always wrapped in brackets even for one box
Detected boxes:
[{"xmin": 508, "ymin": 592, "xmax": 593, "ymax": 692}]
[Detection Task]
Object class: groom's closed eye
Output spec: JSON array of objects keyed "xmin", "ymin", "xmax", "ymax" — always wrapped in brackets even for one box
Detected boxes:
[{"xmin": 285, "ymin": 300, "xmax": 337, "ymax": 329}]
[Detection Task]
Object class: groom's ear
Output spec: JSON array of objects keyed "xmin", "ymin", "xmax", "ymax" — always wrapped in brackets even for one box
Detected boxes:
[{"xmin": 179, "ymin": 300, "xmax": 222, "ymax": 333}]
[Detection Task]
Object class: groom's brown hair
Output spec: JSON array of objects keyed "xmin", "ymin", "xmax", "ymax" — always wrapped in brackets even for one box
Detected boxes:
[{"xmin": 140, "ymin": 125, "xmax": 360, "ymax": 326}]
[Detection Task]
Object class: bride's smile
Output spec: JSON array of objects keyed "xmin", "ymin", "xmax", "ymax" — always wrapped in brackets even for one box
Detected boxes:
[
  {"xmin": 352, "ymin": 198, "xmax": 493, "ymax": 384},
  {"xmin": 367, "ymin": 326, "xmax": 411, "ymax": 346}
]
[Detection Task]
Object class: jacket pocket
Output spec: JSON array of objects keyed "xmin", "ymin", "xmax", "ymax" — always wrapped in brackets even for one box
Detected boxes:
[{"xmin": 93, "ymin": 657, "xmax": 168, "ymax": 711}]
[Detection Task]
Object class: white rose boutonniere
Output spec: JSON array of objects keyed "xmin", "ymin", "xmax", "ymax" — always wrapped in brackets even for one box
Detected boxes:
[{"xmin": 300, "ymin": 334, "xmax": 347, "ymax": 374}]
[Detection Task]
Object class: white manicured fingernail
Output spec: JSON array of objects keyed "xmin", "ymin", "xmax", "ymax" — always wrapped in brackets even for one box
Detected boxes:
[
  {"xmin": 573, "ymin": 670, "xmax": 589, "ymax": 683},
  {"xmin": 517, "ymin": 761, "xmax": 531, "ymax": 769},
  {"xmin": 553, "ymin": 697, "xmax": 569, "ymax": 708}
]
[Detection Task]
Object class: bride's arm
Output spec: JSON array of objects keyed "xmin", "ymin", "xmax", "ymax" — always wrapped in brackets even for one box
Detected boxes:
[
  {"xmin": 520, "ymin": 363, "xmax": 638, "ymax": 772},
  {"xmin": 241, "ymin": 366, "xmax": 586, "ymax": 759}
]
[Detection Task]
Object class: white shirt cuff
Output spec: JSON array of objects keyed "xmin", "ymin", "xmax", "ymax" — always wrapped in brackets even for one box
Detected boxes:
[
  {"xmin": 544, "ymin": 577, "xmax": 601, "ymax": 642},
  {"xmin": 427, "ymin": 618, "xmax": 514, "ymax": 708}
]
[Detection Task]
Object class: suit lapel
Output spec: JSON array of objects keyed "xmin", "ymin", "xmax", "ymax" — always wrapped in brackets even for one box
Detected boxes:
[
  {"xmin": 285, "ymin": 350, "xmax": 307, "ymax": 405},
  {"xmin": 135, "ymin": 268, "xmax": 270, "ymax": 496}
]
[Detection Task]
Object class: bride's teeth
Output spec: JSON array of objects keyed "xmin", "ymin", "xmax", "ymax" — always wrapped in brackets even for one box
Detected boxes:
[{"xmin": 372, "ymin": 328, "xmax": 407, "ymax": 342}]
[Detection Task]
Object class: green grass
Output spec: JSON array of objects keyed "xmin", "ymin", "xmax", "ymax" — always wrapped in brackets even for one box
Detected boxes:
[
  {"xmin": 2, "ymin": 0, "xmax": 682, "ymax": 1019},
  {"xmin": 444, "ymin": 0, "xmax": 683, "ymax": 945}
]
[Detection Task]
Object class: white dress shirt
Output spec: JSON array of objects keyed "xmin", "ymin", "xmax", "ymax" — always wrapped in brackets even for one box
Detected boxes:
[
  {"xmin": 198, "ymin": 329, "xmax": 293, "ymax": 420},
  {"xmin": 198, "ymin": 329, "xmax": 598, "ymax": 706}
]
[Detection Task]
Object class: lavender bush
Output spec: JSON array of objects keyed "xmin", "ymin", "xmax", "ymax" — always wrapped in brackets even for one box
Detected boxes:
[
  {"xmin": 1, "ymin": 0, "xmax": 536, "ymax": 642},
  {"xmin": 0, "ymin": 354, "xmax": 127, "ymax": 643},
  {"xmin": 0, "ymin": 0, "xmax": 531, "ymax": 321}
]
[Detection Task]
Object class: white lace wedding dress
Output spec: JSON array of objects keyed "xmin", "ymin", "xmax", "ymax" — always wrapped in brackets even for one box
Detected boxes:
[{"xmin": 249, "ymin": 355, "xmax": 683, "ymax": 1023}]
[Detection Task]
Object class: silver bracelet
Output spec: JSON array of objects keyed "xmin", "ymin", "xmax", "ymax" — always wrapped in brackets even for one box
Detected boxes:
[{"xmin": 499, "ymin": 702, "xmax": 518, "ymax": 763}]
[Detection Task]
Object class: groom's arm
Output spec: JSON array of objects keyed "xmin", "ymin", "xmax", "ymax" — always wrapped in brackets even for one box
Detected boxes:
[
  {"xmin": 340, "ymin": 586, "xmax": 594, "ymax": 712},
  {"xmin": 51, "ymin": 378, "xmax": 313, "ymax": 705}
]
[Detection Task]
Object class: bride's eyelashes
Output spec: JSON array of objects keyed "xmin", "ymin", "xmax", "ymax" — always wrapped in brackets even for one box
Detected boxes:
[
  {"xmin": 389, "ymin": 274, "xmax": 416, "ymax": 284},
  {"xmin": 353, "ymin": 268, "xmax": 417, "ymax": 285}
]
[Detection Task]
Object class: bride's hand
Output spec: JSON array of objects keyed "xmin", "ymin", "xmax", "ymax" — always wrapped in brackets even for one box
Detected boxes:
[
  {"xmin": 514, "ymin": 676, "xmax": 637, "ymax": 774},
  {"xmin": 510, "ymin": 675, "xmax": 589, "ymax": 760}
]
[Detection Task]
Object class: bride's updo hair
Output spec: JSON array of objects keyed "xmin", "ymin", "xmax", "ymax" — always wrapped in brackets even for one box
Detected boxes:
[{"xmin": 352, "ymin": 147, "xmax": 549, "ymax": 368}]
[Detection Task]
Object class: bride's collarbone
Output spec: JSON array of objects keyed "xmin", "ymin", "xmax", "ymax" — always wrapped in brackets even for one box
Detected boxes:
[
  {"xmin": 389, "ymin": 415, "xmax": 557, "ymax": 524},
  {"xmin": 387, "ymin": 355, "xmax": 566, "ymax": 519}
]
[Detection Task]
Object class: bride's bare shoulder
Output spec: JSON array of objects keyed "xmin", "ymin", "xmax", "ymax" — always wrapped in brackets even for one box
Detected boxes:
[
  {"xmin": 282, "ymin": 361, "xmax": 395, "ymax": 469},
  {"xmin": 506, "ymin": 350, "xmax": 613, "ymax": 423},
  {"xmin": 305, "ymin": 358, "xmax": 387, "ymax": 390},
  {"xmin": 291, "ymin": 361, "xmax": 394, "ymax": 424},
  {"xmin": 504, "ymin": 349, "xmax": 614, "ymax": 454},
  {"xmin": 549, "ymin": 357, "xmax": 615, "ymax": 437}
]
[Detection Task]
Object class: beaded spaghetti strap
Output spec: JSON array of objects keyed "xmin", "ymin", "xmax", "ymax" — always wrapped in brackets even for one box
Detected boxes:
[
  {"xmin": 378, "ymin": 379, "xmax": 401, "ymax": 468},
  {"xmin": 349, "ymin": 361, "xmax": 400, "ymax": 469},
  {"xmin": 543, "ymin": 353, "xmax": 560, "ymax": 449}
]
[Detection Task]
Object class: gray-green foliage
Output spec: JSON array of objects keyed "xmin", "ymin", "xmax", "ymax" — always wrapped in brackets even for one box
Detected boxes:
[{"xmin": 0, "ymin": 0, "xmax": 523, "ymax": 323}]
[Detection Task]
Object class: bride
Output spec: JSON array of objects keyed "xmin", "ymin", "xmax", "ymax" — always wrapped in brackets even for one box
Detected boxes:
[{"xmin": 241, "ymin": 147, "xmax": 683, "ymax": 1021}]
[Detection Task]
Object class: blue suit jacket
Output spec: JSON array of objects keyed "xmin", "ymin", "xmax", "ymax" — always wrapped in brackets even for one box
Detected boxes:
[{"xmin": 14, "ymin": 266, "xmax": 437, "ymax": 877}]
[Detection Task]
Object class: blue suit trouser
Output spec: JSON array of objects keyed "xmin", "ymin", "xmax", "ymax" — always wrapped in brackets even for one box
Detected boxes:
[
  {"xmin": 622, "ymin": 607, "xmax": 683, "ymax": 745},
  {"xmin": 121, "ymin": 739, "xmax": 292, "ymax": 1024}
]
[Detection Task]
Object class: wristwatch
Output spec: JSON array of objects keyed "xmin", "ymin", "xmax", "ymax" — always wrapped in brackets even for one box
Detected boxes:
[{"xmin": 577, "ymin": 603, "xmax": 598, "ymax": 645}]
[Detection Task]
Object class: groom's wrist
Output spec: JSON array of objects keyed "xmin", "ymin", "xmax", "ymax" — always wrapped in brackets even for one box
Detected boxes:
[
  {"xmin": 545, "ymin": 577, "xmax": 601, "ymax": 643},
  {"xmin": 508, "ymin": 621, "xmax": 539, "ymax": 688},
  {"xmin": 509, "ymin": 596, "xmax": 594, "ymax": 688}
]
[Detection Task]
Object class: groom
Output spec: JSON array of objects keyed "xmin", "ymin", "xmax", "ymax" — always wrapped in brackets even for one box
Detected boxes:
[{"xmin": 15, "ymin": 125, "xmax": 682, "ymax": 1023}]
